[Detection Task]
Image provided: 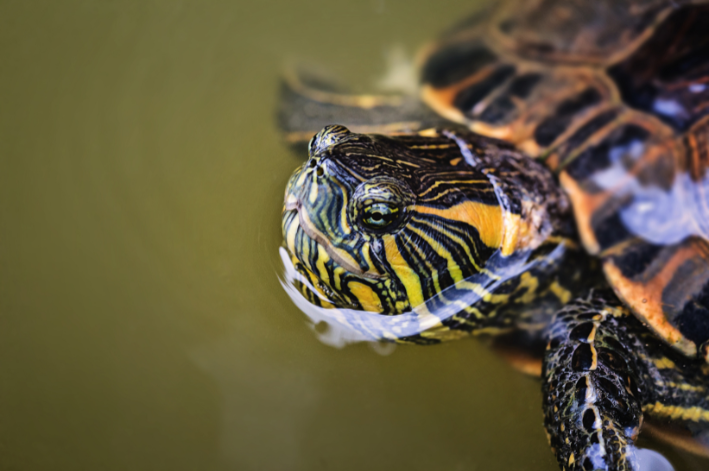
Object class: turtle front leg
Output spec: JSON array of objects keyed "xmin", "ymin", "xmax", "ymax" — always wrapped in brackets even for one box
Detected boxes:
[{"xmin": 542, "ymin": 291, "xmax": 645, "ymax": 471}]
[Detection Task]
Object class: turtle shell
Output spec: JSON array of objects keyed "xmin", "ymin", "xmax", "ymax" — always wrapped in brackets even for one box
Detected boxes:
[{"xmin": 420, "ymin": 0, "xmax": 709, "ymax": 359}]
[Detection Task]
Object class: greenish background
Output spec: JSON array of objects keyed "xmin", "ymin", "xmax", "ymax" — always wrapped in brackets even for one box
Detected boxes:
[{"xmin": 1, "ymin": 1, "xmax": 708, "ymax": 470}]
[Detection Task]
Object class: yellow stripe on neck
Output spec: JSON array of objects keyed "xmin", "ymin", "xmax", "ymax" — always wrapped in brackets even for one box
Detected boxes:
[
  {"xmin": 413, "ymin": 201, "xmax": 503, "ymax": 250},
  {"xmin": 644, "ymin": 402, "xmax": 709, "ymax": 423},
  {"xmin": 412, "ymin": 201, "xmax": 534, "ymax": 257},
  {"xmin": 382, "ymin": 234, "xmax": 427, "ymax": 311}
]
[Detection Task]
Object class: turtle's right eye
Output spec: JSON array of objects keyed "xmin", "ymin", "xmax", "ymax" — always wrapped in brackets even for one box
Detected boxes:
[
  {"xmin": 361, "ymin": 202, "xmax": 400, "ymax": 230},
  {"xmin": 352, "ymin": 176, "xmax": 414, "ymax": 234}
]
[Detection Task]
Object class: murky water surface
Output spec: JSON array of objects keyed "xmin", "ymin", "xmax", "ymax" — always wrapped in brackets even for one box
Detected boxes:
[{"xmin": 2, "ymin": 1, "xmax": 709, "ymax": 470}]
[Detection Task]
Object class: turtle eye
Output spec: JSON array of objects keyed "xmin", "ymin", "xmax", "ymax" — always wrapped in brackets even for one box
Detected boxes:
[
  {"xmin": 362, "ymin": 202, "xmax": 399, "ymax": 229},
  {"xmin": 353, "ymin": 176, "xmax": 414, "ymax": 234}
]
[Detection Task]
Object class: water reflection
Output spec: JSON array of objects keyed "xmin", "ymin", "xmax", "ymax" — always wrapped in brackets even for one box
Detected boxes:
[{"xmin": 279, "ymin": 243, "xmax": 567, "ymax": 346}]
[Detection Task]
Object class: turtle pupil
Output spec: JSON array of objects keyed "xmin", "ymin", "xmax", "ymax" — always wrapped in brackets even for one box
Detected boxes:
[{"xmin": 361, "ymin": 203, "xmax": 400, "ymax": 231}]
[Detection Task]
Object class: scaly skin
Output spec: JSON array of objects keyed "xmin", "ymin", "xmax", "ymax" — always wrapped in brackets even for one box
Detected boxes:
[
  {"xmin": 543, "ymin": 290, "xmax": 709, "ymax": 470},
  {"xmin": 281, "ymin": 126, "xmax": 709, "ymax": 469},
  {"xmin": 278, "ymin": 1, "xmax": 709, "ymax": 468}
]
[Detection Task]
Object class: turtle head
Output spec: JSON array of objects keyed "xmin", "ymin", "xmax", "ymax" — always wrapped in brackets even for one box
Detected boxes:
[{"xmin": 282, "ymin": 125, "xmax": 508, "ymax": 314}]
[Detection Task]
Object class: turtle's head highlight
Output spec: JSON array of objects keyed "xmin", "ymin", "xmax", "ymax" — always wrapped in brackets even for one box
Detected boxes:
[{"xmin": 282, "ymin": 125, "xmax": 506, "ymax": 315}]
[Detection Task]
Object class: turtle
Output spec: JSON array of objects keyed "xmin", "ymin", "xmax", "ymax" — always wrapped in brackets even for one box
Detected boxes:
[{"xmin": 278, "ymin": 1, "xmax": 709, "ymax": 469}]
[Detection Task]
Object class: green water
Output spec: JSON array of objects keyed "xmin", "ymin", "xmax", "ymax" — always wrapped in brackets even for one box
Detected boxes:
[{"xmin": 1, "ymin": 1, "xmax": 708, "ymax": 470}]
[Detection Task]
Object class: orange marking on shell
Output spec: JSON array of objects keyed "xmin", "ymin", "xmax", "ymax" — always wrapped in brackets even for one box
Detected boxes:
[
  {"xmin": 683, "ymin": 116, "xmax": 709, "ymax": 182},
  {"xmin": 421, "ymin": 85, "xmax": 475, "ymax": 125},
  {"xmin": 558, "ymin": 111, "xmax": 679, "ymax": 251},
  {"xmin": 420, "ymin": 62, "xmax": 524, "ymax": 128},
  {"xmin": 518, "ymin": 138, "xmax": 543, "ymax": 158},
  {"xmin": 469, "ymin": 121, "xmax": 516, "ymax": 141},
  {"xmin": 487, "ymin": 0, "xmax": 675, "ymax": 66},
  {"xmin": 604, "ymin": 244, "xmax": 703, "ymax": 357},
  {"xmin": 558, "ymin": 172, "xmax": 606, "ymax": 254}
]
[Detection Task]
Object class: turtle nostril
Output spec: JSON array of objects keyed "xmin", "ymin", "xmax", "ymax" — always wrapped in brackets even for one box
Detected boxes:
[
  {"xmin": 308, "ymin": 159, "xmax": 317, "ymax": 168},
  {"xmin": 316, "ymin": 167, "xmax": 324, "ymax": 177}
]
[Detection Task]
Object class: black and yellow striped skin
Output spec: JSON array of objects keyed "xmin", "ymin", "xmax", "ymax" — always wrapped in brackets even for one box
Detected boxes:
[
  {"xmin": 276, "ymin": 1, "xmax": 709, "ymax": 469},
  {"xmin": 282, "ymin": 125, "xmax": 589, "ymax": 343},
  {"xmin": 279, "ymin": 125, "xmax": 709, "ymax": 468},
  {"xmin": 419, "ymin": 0, "xmax": 709, "ymax": 360},
  {"xmin": 278, "ymin": 1, "xmax": 709, "ymax": 357},
  {"xmin": 544, "ymin": 290, "xmax": 709, "ymax": 471}
]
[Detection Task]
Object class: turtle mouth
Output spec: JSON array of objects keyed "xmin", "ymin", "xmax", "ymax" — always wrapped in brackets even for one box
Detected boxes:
[
  {"xmin": 283, "ymin": 196, "xmax": 382, "ymax": 280},
  {"xmin": 284, "ymin": 193, "xmax": 299, "ymax": 212}
]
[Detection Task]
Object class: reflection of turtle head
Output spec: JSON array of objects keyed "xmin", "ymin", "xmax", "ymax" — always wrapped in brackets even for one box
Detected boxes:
[{"xmin": 282, "ymin": 125, "xmax": 571, "ymax": 318}]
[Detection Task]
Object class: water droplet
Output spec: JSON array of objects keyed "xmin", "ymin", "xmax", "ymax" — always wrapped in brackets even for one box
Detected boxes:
[
  {"xmin": 314, "ymin": 321, "xmax": 329, "ymax": 334},
  {"xmin": 369, "ymin": 341, "xmax": 396, "ymax": 356}
]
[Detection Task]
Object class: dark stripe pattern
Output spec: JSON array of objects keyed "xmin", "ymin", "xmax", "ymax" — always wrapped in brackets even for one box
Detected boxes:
[
  {"xmin": 608, "ymin": 4, "xmax": 709, "ymax": 132},
  {"xmin": 282, "ymin": 126, "xmax": 583, "ymax": 342},
  {"xmin": 544, "ymin": 290, "xmax": 709, "ymax": 471}
]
